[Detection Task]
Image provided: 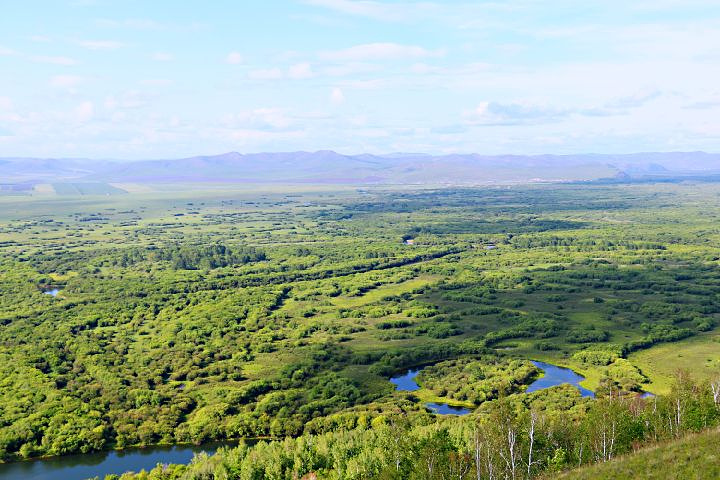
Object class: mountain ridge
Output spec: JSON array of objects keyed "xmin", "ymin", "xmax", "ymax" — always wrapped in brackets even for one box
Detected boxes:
[{"xmin": 1, "ymin": 151, "xmax": 719, "ymax": 185}]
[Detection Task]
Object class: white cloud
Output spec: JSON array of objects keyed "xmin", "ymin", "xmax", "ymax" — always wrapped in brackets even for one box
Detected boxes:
[
  {"xmin": 95, "ymin": 18, "xmax": 162, "ymax": 29},
  {"xmin": 469, "ymin": 101, "xmax": 572, "ymax": 125},
  {"xmin": 32, "ymin": 55, "xmax": 78, "ymax": 66},
  {"xmin": 77, "ymin": 40, "xmax": 125, "ymax": 50},
  {"xmin": 226, "ymin": 52, "xmax": 244, "ymax": 64},
  {"xmin": 228, "ymin": 128, "xmax": 306, "ymax": 144},
  {"xmin": 3, "ymin": 1, "xmax": 720, "ymax": 157},
  {"xmin": 247, "ymin": 63, "xmax": 317, "ymax": 80},
  {"xmin": 152, "ymin": 52, "xmax": 174, "ymax": 61},
  {"xmin": 0, "ymin": 97, "xmax": 13, "ymax": 111},
  {"xmin": 683, "ymin": 98, "xmax": 720, "ymax": 110},
  {"xmin": 50, "ymin": 75, "xmax": 84, "ymax": 88},
  {"xmin": 330, "ymin": 87, "xmax": 346, "ymax": 104},
  {"xmin": 74, "ymin": 101, "xmax": 94, "ymax": 122},
  {"xmin": 321, "ymin": 62, "xmax": 379, "ymax": 76},
  {"xmin": 336, "ymin": 78, "xmax": 388, "ymax": 90},
  {"xmin": 0, "ymin": 45, "xmax": 18, "ymax": 55},
  {"xmin": 288, "ymin": 62, "xmax": 314, "ymax": 79},
  {"xmin": 303, "ymin": 0, "xmax": 426, "ymax": 21},
  {"xmin": 248, "ymin": 68, "xmax": 284, "ymax": 80},
  {"xmin": 104, "ymin": 91, "xmax": 149, "ymax": 110},
  {"xmin": 224, "ymin": 108, "xmax": 295, "ymax": 131},
  {"xmin": 140, "ymin": 78, "xmax": 173, "ymax": 86},
  {"xmin": 319, "ymin": 42, "xmax": 444, "ymax": 61},
  {"xmin": 466, "ymin": 92, "xmax": 663, "ymax": 127}
]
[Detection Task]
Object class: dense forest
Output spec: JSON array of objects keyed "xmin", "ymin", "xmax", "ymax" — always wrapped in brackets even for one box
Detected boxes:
[
  {"xmin": 99, "ymin": 373, "xmax": 720, "ymax": 479},
  {"xmin": 0, "ymin": 183, "xmax": 719, "ymax": 478}
]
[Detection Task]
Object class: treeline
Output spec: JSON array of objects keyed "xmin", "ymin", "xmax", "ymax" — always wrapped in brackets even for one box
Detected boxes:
[
  {"xmin": 115, "ymin": 244, "xmax": 266, "ymax": 270},
  {"xmin": 103, "ymin": 374, "xmax": 720, "ymax": 480},
  {"xmin": 25, "ymin": 243, "xmax": 267, "ymax": 273},
  {"xmin": 189, "ymin": 247, "xmax": 463, "ymax": 291},
  {"xmin": 366, "ymin": 341, "xmax": 490, "ymax": 377}
]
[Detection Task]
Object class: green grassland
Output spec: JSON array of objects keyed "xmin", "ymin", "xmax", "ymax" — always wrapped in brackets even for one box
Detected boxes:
[
  {"xmin": 50, "ymin": 183, "xmax": 128, "ymax": 196},
  {"xmin": 1, "ymin": 182, "xmax": 720, "ymax": 469},
  {"xmin": 629, "ymin": 332, "xmax": 720, "ymax": 394},
  {"xmin": 551, "ymin": 427, "xmax": 720, "ymax": 480}
]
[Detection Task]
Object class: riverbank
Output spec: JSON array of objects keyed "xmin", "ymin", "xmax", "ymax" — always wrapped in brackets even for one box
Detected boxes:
[{"xmin": 0, "ymin": 440, "xmax": 242, "ymax": 480}]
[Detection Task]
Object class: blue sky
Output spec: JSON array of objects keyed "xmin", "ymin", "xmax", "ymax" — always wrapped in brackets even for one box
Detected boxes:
[{"xmin": 1, "ymin": 0, "xmax": 720, "ymax": 158}]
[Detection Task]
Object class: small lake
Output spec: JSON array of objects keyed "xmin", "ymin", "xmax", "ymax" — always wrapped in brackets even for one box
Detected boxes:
[
  {"xmin": 425, "ymin": 403, "xmax": 473, "ymax": 415},
  {"xmin": 389, "ymin": 368, "xmax": 422, "ymax": 391},
  {"xmin": 0, "ymin": 441, "xmax": 237, "ymax": 480},
  {"xmin": 43, "ymin": 288, "xmax": 60, "ymax": 297},
  {"xmin": 527, "ymin": 361, "xmax": 595, "ymax": 397},
  {"xmin": 390, "ymin": 369, "xmax": 472, "ymax": 415}
]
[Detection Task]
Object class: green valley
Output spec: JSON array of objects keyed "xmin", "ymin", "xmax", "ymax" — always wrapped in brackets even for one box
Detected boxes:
[{"xmin": 1, "ymin": 182, "xmax": 719, "ymax": 478}]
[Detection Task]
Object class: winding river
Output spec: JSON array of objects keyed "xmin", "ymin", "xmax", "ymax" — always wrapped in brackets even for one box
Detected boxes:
[
  {"xmin": 0, "ymin": 360, "xmax": 634, "ymax": 479},
  {"xmin": 390, "ymin": 369, "xmax": 472, "ymax": 415},
  {"xmin": 390, "ymin": 359, "xmax": 598, "ymax": 416}
]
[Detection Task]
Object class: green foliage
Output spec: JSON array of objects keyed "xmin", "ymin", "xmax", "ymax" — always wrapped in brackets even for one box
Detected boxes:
[
  {"xmin": 416, "ymin": 356, "xmax": 539, "ymax": 404},
  {"xmin": 2, "ymin": 182, "xmax": 720, "ymax": 468},
  {"xmin": 572, "ymin": 346, "xmax": 623, "ymax": 366},
  {"xmin": 108, "ymin": 375, "xmax": 720, "ymax": 480}
]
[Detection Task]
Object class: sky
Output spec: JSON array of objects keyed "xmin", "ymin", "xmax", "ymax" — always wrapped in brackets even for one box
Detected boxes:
[{"xmin": 1, "ymin": 0, "xmax": 720, "ymax": 159}]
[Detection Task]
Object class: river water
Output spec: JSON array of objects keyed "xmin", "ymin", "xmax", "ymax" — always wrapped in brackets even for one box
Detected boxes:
[
  {"xmin": 526, "ymin": 360, "xmax": 595, "ymax": 397},
  {"xmin": 390, "ymin": 359, "xmax": 599, "ymax": 416},
  {"xmin": 0, "ymin": 441, "xmax": 237, "ymax": 480},
  {"xmin": 1, "ymin": 360, "xmax": 643, "ymax": 479},
  {"xmin": 390, "ymin": 369, "xmax": 472, "ymax": 415}
]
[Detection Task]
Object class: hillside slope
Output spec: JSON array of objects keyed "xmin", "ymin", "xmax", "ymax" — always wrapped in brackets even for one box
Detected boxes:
[{"xmin": 552, "ymin": 428, "xmax": 720, "ymax": 480}]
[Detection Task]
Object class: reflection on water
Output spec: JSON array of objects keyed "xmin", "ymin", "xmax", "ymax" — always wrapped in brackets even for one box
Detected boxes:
[
  {"xmin": 389, "ymin": 369, "xmax": 421, "ymax": 391},
  {"xmin": 527, "ymin": 361, "xmax": 595, "ymax": 397},
  {"xmin": 425, "ymin": 402, "xmax": 472, "ymax": 415},
  {"xmin": 0, "ymin": 441, "xmax": 237, "ymax": 480},
  {"xmin": 43, "ymin": 288, "xmax": 60, "ymax": 297}
]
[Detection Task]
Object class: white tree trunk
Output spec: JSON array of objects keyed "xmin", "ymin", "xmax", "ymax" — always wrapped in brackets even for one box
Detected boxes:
[{"xmin": 526, "ymin": 413, "xmax": 536, "ymax": 478}]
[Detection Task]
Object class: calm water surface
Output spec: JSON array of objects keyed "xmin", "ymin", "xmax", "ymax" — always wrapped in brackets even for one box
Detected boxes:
[
  {"xmin": 527, "ymin": 361, "xmax": 595, "ymax": 397},
  {"xmin": 390, "ymin": 369, "xmax": 471, "ymax": 415},
  {"xmin": 389, "ymin": 369, "xmax": 421, "ymax": 391},
  {"xmin": 425, "ymin": 403, "xmax": 472, "ymax": 415},
  {"xmin": 43, "ymin": 288, "xmax": 60, "ymax": 297},
  {"xmin": 0, "ymin": 441, "xmax": 237, "ymax": 480}
]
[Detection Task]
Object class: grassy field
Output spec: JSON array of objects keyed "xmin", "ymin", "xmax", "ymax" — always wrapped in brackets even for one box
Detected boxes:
[
  {"xmin": 629, "ymin": 332, "xmax": 720, "ymax": 394},
  {"xmin": 551, "ymin": 427, "xmax": 720, "ymax": 479}
]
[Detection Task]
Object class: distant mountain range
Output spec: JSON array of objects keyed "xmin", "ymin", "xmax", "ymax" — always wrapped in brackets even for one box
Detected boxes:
[{"xmin": 1, "ymin": 151, "xmax": 719, "ymax": 187}]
